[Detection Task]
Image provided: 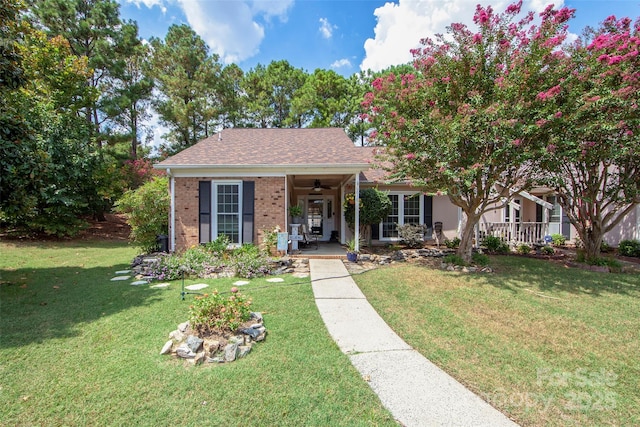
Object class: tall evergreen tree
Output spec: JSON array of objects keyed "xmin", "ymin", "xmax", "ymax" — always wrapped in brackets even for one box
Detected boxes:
[{"xmin": 149, "ymin": 24, "xmax": 222, "ymax": 153}]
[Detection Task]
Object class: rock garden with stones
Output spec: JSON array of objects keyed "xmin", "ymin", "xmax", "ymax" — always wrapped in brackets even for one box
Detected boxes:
[{"xmin": 160, "ymin": 287, "xmax": 267, "ymax": 365}]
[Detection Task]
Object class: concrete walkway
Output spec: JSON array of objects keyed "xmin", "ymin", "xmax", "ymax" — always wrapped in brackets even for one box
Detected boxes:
[{"xmin": 309, "ymin": 259, "xmax": 519, "ymax": 427}]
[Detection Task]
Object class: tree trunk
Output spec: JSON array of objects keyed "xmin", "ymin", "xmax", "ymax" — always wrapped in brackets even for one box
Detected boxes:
[
  {"xmin": 456, "ymin": 211, "xmax": 479, "ymax": 264},
  {"xmin": 579, "ymin": 222, "xmax": 604, "ymax": 261}
]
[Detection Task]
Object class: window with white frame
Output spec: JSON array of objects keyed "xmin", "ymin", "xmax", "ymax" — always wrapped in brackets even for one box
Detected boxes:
[
  {"xmin": 381, "ymin": 193, "xmax": 423, "ymax": 239},
  {"xmin": 214, "ymin": 182, "xmax": 241, "ymax": 244}
]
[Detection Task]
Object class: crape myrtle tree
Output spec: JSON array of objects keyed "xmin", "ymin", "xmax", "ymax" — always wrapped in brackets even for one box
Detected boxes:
[
  {"xmin": 534, "ymin": 16, "xmax": 640, "ymax": 261},
  {"xmin": 364, "ymin": 1, "xmax": 575, "ymax": 262}
]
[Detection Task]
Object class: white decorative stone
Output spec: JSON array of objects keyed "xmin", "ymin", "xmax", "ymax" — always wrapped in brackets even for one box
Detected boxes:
[
  {"xmin": 185, "ymin": 283, "xmax": 208, "ymax": 291},
  {"xmin": 160, "ymin": 340, "xmax": 173, "ymax": 355},
  {"xmin": 292, "ymin": 273, "xmax": 309, "ymax": 278},
  {"xmin": 266, "ymin": 278, "xmax": 284, "ymax": 283},
  {"xmin": 130, "ymin": 280, "xmax": 147, "ymax": 286},
  {"xmin": 110, "ymin": 276, "xmax": 131, "ymax": 281},
  {"xmin": 150, "ymin": 283, "xmax": 170, "ymax": 288},
  {"xmin": 233, "ymin": 280, "xmax": 250, "ymax": 286},
  {"xmin": 115, "ymin": 270, "xmax": 131, "ymax": 275}
]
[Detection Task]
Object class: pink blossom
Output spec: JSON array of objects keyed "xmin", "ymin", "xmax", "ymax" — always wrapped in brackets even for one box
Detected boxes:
[
  {"xmin": 442, "ymin": 76, "xmax": 451, "ymax": 83},
  {"xmin": 231, "ymin": 287, "xmax": 239, "ymax": 293},
  {"xmin": 554, "ymin": 111, "xmax": 562, "ymax": 118},
  {"xmin": 536, "ymin": 119, "xmax": 548, "ymax": 127},
  {"xmin": 546, "ymin": 144, "xmax": 556, "ymax": 153},
  {"xmin": 405, "ymin": 153, "xmax": 417, "ymax": 160},
  {"xmin": 625, "ymin": 130, "xmax": 634, "ymax": 136},
  {"xmin": 473, "ymin": 33, "xmax": 482, "ymax": 44},
  {"xmin": 512, "ymin": 139, "xmax": 522, "ymax": 146},
  {"xmin": 506, "ymin": 1, "xmax": 522, "ymax": 14},
  {"xmin": 608, "ymin": 55, "xmax": 623, "ymax": 65},
  {"xmin": 438, "ymin": 166, "xmax": 446, "ymax": 173}
]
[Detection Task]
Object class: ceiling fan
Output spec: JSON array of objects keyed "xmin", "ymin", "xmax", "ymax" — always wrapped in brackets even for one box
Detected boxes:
[{"xmin": 312, "ymin": 179, "xmax": 331, "ymax": 192}]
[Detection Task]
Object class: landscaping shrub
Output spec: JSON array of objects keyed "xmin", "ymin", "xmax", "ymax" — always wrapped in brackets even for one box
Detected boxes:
[
  {"xmin": 444, "ymin": 237, "xmax": 461, "ymax": 249},
  {"xmin": 231, "ymin": 244, "xmax": 271, "ymax": 278},
  {"xmin": 397, "ymin": 223, "xmax": 426, "ymax": 248},
  {"xmin": 618, "ymin": 239, "xmax": 640, "ymax": 257},
  {"xmin": 115, "ymin": 176, "xmax": 169, "ymax": 253},
  {"xmin": 550, "ymin": 233, "xmax": 566, "ymax": 246},
  {"xmin": 150, "ymin": 246, "xmax": 221, "ymax": 281},
  {"xmin": 471, "ymin": 252, "xmax": 489, "ymax": 266},
  {"xmin": 189, "ymin": 288, "xmax": 252, "ymax": 335},
  {"xmin": 204, "ymin": 234, "xmax": 230, "ymax": 257},
  {"xmin": 600, "ymin": 241, "xmax": 613, "ymax": 253},
  {"xmin": 541, "ymin": 245, "xmax": 555, "ymax": 255},
  {"xmin": 482, "ymin": 235, "xmax": 510, "ymax": 254},
  {"xmin": 517, "ymin": 244, "xmax": 532, "ymax": 255},
  {"xmin": 443, "ymin": 254, "xmax": 465, "ymax": 266}
]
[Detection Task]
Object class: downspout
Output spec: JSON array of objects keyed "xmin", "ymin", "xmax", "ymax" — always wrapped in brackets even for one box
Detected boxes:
[
  {"xmin": 168, "ymin": 168, "xmax": 175, "ymax": 252},
  {"xmin": 355, "ymin": 173, "xmax": 360, "ymax": 252}
]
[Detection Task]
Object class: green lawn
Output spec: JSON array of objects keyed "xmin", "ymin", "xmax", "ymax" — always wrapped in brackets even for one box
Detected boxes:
[
  {"xmin": 353, "ymin": 256, "xmax": 640, "ymax": 427},
  {"xmin": 0, "ymin": 240, "xmax": 395, "ymax": 426}
]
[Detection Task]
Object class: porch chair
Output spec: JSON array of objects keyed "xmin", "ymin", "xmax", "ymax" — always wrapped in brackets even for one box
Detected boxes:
[{"xmin": 300, "ymin": 225, "xmax": 318, "ymax": 250}]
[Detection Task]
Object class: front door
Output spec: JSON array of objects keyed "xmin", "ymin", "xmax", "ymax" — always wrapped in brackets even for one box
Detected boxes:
[{"xmin": 301, "ymin": 196, "xmax": 334, "ymax": 241}]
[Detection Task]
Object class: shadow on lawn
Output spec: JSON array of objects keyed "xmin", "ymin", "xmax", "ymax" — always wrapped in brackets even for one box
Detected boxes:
[
  {"xmin": 0, "ymin": 263, "xmax": 164, "ymax": 349},
  {"xmin": 469, "ymin": 255, "xmax": 640, "ymax": 298}
]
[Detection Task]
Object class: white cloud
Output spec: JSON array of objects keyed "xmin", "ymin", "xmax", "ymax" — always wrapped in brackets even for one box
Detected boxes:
[
  {"xmin": 130, "ymin": 0, "xmax": 293, "ymax": 64},
  {"xmin": 319, "ymin": 17, "xmax": 336, "ymax": 39},
  {"xmin": 125, "ymin": 0, "xmax": 167, "ymax": 14},
  {"xmin": 360, "ymin": 0, "xmax": 562, "ymax": 72},
  {"xmin": 331, "ymin": 58, "xmax": 352, "ymax": 69}
]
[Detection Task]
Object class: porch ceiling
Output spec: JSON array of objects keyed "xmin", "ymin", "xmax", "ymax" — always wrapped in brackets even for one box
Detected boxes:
[{"xmin": 290, "ymin": 174, "xmax": 348, "ymax": 190}]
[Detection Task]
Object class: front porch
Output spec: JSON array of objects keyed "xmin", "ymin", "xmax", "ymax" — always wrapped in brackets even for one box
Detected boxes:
[{"xmin": 478, "ymin": 222, "xmax": 550, "ymax": 245}]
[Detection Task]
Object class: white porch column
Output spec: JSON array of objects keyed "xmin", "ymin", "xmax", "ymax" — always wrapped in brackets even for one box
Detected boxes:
[
  {"xmin": 169, "ymin": 170, "xmax": 175, "ymax": 252},
  {"xmin": 355, "ymin": 173, "xmax": 360, "ymax": 252}
]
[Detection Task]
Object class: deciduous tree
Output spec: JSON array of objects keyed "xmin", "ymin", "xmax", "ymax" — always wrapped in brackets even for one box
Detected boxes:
[
  {"xmin": 534, "ymin": 16, "xmax": 640, "ymax": 260},
  {"xmin": 365, "ymin": 1, "xmax": 575, "ymax": 262}
]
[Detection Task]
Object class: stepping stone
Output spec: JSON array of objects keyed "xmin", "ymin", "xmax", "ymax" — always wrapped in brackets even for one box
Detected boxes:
[
  {"xmin": 115, "ymin": 270, "xmax": 131, "ymax": 275},
  {"xmin": 266, "ymin": 278, "xmax": 284, "ymax": 283},
  {"xmin": 110, "ymin": 276, "xmax": 131, "ymax": 281},
  {"xmin": 233, "ymin": 280, "xmax": 250, "ymax": 286},
  {"xmin": 150, "ymin": 283, "xmax": 170, "ymax": 289},
  {"xmin": 292, "ymin": 273, "xmax": 309, "ymax": 278},
  {"xmin": 185, "ymin": 283, "xmax": 208, "ymax": 291},
  {"xmin": 130, "ymin": 280, "xmax": 148, "ymax": 286}
]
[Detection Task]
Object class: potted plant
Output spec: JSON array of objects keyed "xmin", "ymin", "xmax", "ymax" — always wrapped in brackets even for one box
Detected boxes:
[
  {"xmin": 289, "ymin": 204, "xmax": 303, "ymax": 223},
  {"xmin": 345, "ymin": 237, "xmax": 359, "ymax": 262}
]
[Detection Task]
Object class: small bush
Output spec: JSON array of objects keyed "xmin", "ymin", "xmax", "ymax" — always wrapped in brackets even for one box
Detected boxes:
[
  {"xmin": 397, "ymin": 223, "xmax": 426, "ymax": 248},
  {"xmin": 482, "ymin": 235, "xmax": 510, "ymax": 254},
  {"xmin": 189, "ymin": 288, "xmax": 252, "ymax": 335},
  {"xmin": 471, "ymin": 252, "xmax": 489, "ymax": 266},
  {"xmin": 600, "ymin": 241, "xmax": 613, "ymax": 253},
  {"xmin": 517, "ymin": 244, "xmax": 532, "ymax": 255},
  {"xmin": 618, "ymin": 239, "xmax": 640, "ymax": 257},
  {"xmin": 541, "ymin": 245, "xmax": 555, "ymax": 255},
  {"xmin": 150, "ymin": 246, "xmax": 221, "ymax": 281},
  {"xmin": 261, "ymin": 225, "xmax": 281, "ymax": 253},
  {"xmin": 444, "ymin": 237, "xmax": 461, "ymax": 249},
  {"xmin": 443, "ymin": 254, "xmax": 466, "ymax": 266},
  {"xmin": 204, "ymin": 234, "xmax": 231, "ymax": 256},
  {"xmin": 232, "ymin": 244, "xmax": 271, "ymax": 278},
  {"xmin": 115, "ymin": 176, "xmax": 169, "ymax": 253},
  {"xmin": 551, "ymin": 233, "xmax": 566, "ymax": 246}
]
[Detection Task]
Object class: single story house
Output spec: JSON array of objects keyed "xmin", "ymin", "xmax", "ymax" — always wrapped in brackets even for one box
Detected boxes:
[{"xmin": 155, "ymin": 128, "xmax": 639, "ymax": 252}]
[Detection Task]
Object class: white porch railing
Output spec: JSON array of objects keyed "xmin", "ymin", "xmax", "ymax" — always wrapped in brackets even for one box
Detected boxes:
[{"xmin": 478, "ymin": 222, "xmax": 549, "ymax": 245}]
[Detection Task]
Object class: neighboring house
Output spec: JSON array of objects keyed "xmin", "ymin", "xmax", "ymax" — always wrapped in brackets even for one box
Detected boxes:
[{"xmin": 155, "ymin": 128, "xmax": 639, "ymax": 252}]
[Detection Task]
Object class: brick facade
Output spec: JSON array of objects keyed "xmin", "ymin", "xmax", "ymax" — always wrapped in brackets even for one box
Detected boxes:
[{"xmin": 172, "ymin": 176, "xmax": 286, "ymax": 252}]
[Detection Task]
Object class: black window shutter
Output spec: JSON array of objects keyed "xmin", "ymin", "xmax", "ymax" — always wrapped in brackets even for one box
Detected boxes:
[
  {"xmin": 242, "ymin": 181, "xmax": 255, "ymax": 244},
  {"xmin": 199, "ymin": 181, "xmax": 211, "ymax": 244},
  {"xmin": 561, "ymin": 209, "xmax": 570, "ymax": 238},
  {"xmin": 424, "ymin": 195, "xmax": 433, "ymax": 239},
  {"xmin": 371, "ymin": 222, "xmax": 380, "ymax": 240}
]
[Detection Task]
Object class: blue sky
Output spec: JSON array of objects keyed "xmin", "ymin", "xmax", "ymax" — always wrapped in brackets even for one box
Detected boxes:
[{"xmin": 118, "ymin": 0, "xmax": 639, "ymax": 76}]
